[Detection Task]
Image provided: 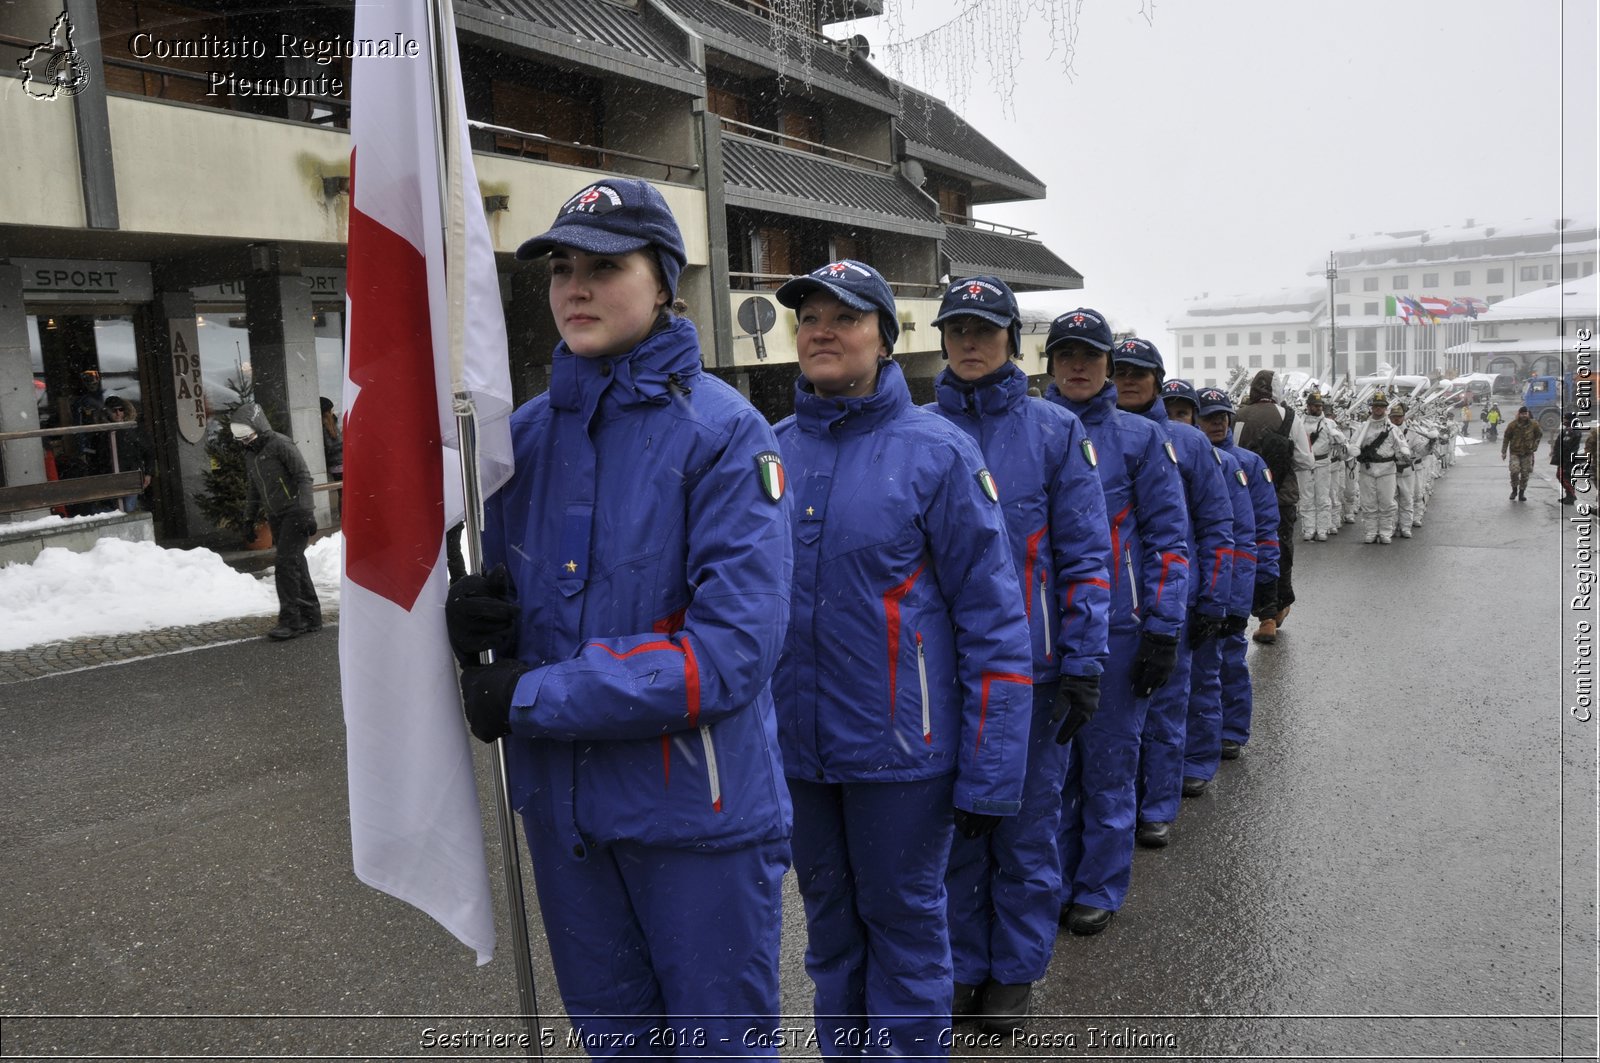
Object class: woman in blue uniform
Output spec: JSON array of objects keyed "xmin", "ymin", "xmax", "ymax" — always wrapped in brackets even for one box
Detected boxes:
[
  {"xmin": 772, "ymin": 259, "xmax": 1032, "ymax": 1058},
  {"xmin": 444, "ymin": 178, "xmax": 794, "ymax": 1059},
  {"xmin": 1044, "ymin": 309, "xmax": 1189, "ymax": 937},
  {"xmin": 925, "ymin": 276, "xmax": 1111, "ymax": 1033}
]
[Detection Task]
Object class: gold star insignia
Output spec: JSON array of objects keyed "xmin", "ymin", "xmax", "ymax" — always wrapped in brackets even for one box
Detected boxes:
[
  {"xmin": 564, "ymin": 560, "xmax": 577, "ymax": 573},
  {"xmin": 806, "ymin": 506, "xmax": 815, "ymax": 517}
]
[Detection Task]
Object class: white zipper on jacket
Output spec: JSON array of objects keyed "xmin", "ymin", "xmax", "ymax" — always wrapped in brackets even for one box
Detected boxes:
[
  {"xmin": 1125, "ymin": 548, "xmax": 1138, "ymax": 613},
  {"xmin": 1039, "ymin": 572, "xmax": 1052, "ymax": 660},
  {"xmin": 699, "ymin": 726, "xmax": 722, "ymax": 811},
  {"xmin": 916, "ymin": 633, "xmax": 931, "ymax": 744}
]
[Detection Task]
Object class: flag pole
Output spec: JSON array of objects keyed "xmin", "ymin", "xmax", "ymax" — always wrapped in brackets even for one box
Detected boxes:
[
  {"xmin": 424, "ymin": 0, "xmax": 543, "ymax": 1052},
  {"xmin": 455, "ymin": 403, "xmax": 544, "ymax": 1060}
]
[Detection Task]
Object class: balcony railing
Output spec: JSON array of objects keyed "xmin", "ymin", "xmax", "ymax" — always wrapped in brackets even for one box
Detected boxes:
[
  {"xmin": 729, "ymin": 271, "xmax": 942, "ymax": 298},
  {"xmin": 939, "ymin": 212, "xmax": 1039, "ymax": 240},
  {"xmin": 717, "ymin": 117, "xmax": 893, "ymax": 173},
  {"xmin": 470, "ymin": 120, "xmax": 699, "ymax": 182}
]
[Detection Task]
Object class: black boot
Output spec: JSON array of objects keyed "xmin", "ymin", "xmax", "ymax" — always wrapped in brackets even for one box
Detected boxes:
[{"xmin": 979, "ymin": 982, "xmax": 1033, "ymax": 1035}]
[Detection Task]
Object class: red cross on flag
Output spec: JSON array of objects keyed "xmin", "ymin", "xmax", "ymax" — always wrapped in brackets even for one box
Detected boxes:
[{"xmin": 339, "ymin": 0, "xmax": 515, "ymax": 965}]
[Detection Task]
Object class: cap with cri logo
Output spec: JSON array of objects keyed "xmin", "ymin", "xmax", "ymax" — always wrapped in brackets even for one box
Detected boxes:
[
  {"xmin": 514, "ymin": 178, "xmax": 687, "ymax": 297},
  {"xmin": 1045, "ymin": 308, "xmax": 1114, "ymax": 356},
  {"xmin": 775, "ymin": 259, "xmax": 900, "ymax": 349}
]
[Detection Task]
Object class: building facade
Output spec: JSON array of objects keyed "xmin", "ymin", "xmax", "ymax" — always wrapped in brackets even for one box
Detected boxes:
[
  {"xmin": 1169, "ymin": 216, "xmax": 1598, "ymax": 392},
  {"xmin": 0, "ymin": 0, "xmax": 1081, "ymax": 544}
]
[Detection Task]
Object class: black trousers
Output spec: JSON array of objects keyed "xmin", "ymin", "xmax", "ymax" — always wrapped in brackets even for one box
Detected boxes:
[
  {"xmin": 1276, "ymin": 506, "xmax": 1296, "ymax": 609},
  {"xmin": 268, "ymin": 512, "xmax": 322, "ymax": 630}
]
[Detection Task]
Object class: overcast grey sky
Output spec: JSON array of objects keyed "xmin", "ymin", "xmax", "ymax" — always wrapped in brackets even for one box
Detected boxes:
[{"xmin": 844, "ymin": 0, "xmax": 1598, "ymax": 352}]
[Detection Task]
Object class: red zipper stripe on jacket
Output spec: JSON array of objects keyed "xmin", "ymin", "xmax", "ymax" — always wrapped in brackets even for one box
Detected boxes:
[
  {"xmin": 650, "ymin": 610, "xmax": 687, "ymax": 791},
  {"xmin": 1154, "ymin": 552, "xmax": 1188, "ymax": 605},
  {"xmin": 976, "ymin": 672, "xmax": 1032, "ymax": 749},
  {"xmin": 1060, "ymin": 577, "xmax": 1111, "ymax": 640},
  {"xmin": 1108, "ymin": 505, "xmax": 1132, "ymax": 587},
  {"xmin": 882, "ymin": 565, "xmax": 925, "ymax": 719},
  {"xmin": 1211, "ymin": 548, "xmax": 1230, "ymax": 590},
  {"xmin": 1022, "ymin": 526, "xmax": 1048, "ymax": 618}
]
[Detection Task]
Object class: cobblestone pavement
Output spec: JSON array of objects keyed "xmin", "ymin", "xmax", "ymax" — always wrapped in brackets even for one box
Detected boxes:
[{"xmin": 0, "ymin": 612, "xmax": 340, "ymax": 684}]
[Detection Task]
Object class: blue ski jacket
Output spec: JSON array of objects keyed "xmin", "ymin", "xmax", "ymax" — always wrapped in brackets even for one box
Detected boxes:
[
  {"xmin": 1218, "ymin": 439, "xmax": 1280, "ymax": 583},
  {"xmin": 928, "ymin": 363, "xmax": 1110, "ymax": 682},
  {"xmin": 482, "ymin": 317, "xmax": 794, "ymax": 855},
  {"xmin": 1129, "ymin": 399, "xmax": 1234, "ymax": 619},
  {"xmin": 1214, "ymin": 446, "xmax": 1257, "ymax": 616},
  {"xmin": 1045, "ymin": 381, "xmax": 1190, "ymax": 639},
  {"xmin": 774, "ymin": 361, "xmax": 1032, "ymax": 815}
]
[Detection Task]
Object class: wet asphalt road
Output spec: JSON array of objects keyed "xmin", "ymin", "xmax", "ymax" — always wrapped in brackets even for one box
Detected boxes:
[{"xmin": 1, "ymin": 439, "xmax": 1594, "ymax": 1062}]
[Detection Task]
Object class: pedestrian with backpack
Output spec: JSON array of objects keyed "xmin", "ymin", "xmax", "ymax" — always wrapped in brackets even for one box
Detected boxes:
[{"xmin": 1233, "ymin": 371, "xmax": 1312, "ymax": 644}]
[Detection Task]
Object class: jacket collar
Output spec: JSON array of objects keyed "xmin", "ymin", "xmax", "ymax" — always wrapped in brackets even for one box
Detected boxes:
[
  {"xmin": 933, "ymin": 361, "xmax": 1027, "ymax": 418},
  {"xmin": 549, "ymin": 316, "xmax": 702, "ymax": 415},
  {"xmin": 794, "ymin": 359, "xmax": 911, "ymax": 436},
  {"xmin": 1045, "ymin": 379, "xmax": 1119, "ymax": 425}
]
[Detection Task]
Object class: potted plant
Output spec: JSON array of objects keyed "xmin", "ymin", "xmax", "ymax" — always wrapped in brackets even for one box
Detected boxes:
[{"xmin": 194, "ymin": 377, "xmax": 271, "ymax": 549}]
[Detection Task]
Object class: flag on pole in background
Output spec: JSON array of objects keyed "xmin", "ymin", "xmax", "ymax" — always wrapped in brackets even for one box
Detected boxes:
[{"xmin": 339, "ymin": 0, "xmax": 515, "ymax": 965}]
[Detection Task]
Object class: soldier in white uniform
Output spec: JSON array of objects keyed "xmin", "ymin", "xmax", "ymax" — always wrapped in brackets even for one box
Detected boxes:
[
  {"xmin": 1347, "ymin": 391, "xmax": 1412, "ymax": 544},
  {"xmin": 1297, "ymin": 391, "xmax": 1346, "ymax": 541},
  {"xmin": 1389, "ymin": 402, "xmax": 1425, "ymax": 537}
]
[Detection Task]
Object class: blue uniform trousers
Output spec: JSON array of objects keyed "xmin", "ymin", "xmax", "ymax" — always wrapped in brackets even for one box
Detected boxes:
[
  {"xmin": 522, "ymin": 817, "xmax": 788, "ymax": 1060},
  {"xmin": 1137, "ymin": 622, "xmax": 1193, "ymax": 825},
  {"xmin": 1058, "ymin": 627, "xmax": 1148, "ymax": 912},
  {"xmin": 790, "ymin": 775, "xmax": 957, "ymax": 1060},
  {"xmin": 1219, "ymin": 629, "xmax": 1254, "ymax": 746},
  {"xmin": 1183, "ymin": 638, "xmax": 1225, "ymax": 782},
  {"xmin": 947, "ymin": 683, "xmax": 1068, "ymax": 985}
]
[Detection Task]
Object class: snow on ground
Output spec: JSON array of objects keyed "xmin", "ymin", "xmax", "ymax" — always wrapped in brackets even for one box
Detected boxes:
[{"xmin": 0, "ymin": 534, "xmax": 343, "ymax": 652}]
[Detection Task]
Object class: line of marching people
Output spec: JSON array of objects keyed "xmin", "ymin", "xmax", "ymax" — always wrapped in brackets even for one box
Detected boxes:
[{"xmin": 438, "ymin": 179, "xmax": 1295, "ymax": 1062}]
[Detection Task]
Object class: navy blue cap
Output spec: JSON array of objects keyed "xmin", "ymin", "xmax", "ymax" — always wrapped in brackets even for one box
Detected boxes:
[
  {"xmin": 515, "ymin": 178, "xmax": 687, "ymax": 297},
  {"xmin": 1195, "ymin": 386, "xmax": 1235, "ymax": 419},
  {"xmin": 933, "ymin": 276, "xmax": 1021, "ymax": 361},
  {"xmin": 1161, "ymin": 378, "xmax": 1200, "ymax": 409},
  {"xmin": 1112, "ymin": 336, "xmax": 1165, "ymax": 377},
  {"xmin": 1045, "ymin": 308, "xmax": 1114, "ymax": 356},
  {"xmin": 776, "ymin": 260, "xmax": 900, "ymax": 349}
]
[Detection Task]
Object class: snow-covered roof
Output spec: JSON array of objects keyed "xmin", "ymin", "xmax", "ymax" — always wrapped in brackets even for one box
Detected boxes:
[
  {"xmin": 1166, "ymin": 285, "xmax": 1325, "ymax": 329},
  {"xmin": 1015, "ymin": 291, "xmax": 1135, "ymax": 333},
  {"xmin": 1328, "ymin": 215, "xmax": 1598, "ymax": 257},
  {"xmin": 1475, "ymin": 278, "xmax": 1600, "ymax": 323}
]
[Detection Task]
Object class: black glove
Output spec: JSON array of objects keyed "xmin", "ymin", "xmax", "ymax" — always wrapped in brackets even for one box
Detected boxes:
[
  {"xmin": 1051, "ymin": 674, "xmax": 1100, "ymax": 745},
  {"xmin": 1130, "ymin": 632, "xmax": 1179, "ymax": 698},
  {"xmin": 953, "ymin": 808, "xmax": 1003, "ymax": 839},
  {"xmin": 1252, "ymin": 578, "xmax": 1279, "ymax": 619},
  {"xmin": 1222, "ymin": 614, "xmax": 1250, "ymax": 637},
  {"xmin": 458, "ymin": 658, "xmax": 528, "ymax": 743},
  {"xmin": 295, "ymin": 510, "xmax": 317, "ymax": 538},
  {"xmin": 445, "ymin": 564, "xmax": 519, "ymax": 666},
  {"xmin": 1188, "ymin": 610, "xmax": 1224, "ymax": 648}
]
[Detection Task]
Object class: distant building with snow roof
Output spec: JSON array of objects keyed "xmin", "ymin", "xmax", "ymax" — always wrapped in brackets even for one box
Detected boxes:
[
  {"xmin": 1168, "ymin": 216, "xmax": 1597, "ymax": 390},
  {"xmin": 1167, "ymin": 287, "xmax": 1325, "ymax": 391},
  {"xmin": 1320, "ymin": 215, "xmax": 1595, "ymax": 380},
  {"xmin": 1443, "ymin": 277, "xmax": 1599, "ymax": 379}
]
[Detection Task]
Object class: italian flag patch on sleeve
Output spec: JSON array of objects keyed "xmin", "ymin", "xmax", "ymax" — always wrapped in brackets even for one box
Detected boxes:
[
  {"xmin": 977, "ymin": 468, "xmax": 1000, "ymax": 503},
  {"xmin": 756, "ymin": 451, "xmax": 785, "ymax": 502}
]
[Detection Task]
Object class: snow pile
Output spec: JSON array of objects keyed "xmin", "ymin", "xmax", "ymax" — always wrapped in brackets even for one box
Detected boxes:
[{"xmin": 0, "ymin": 533, "xmax": 347, "ymax": 652}]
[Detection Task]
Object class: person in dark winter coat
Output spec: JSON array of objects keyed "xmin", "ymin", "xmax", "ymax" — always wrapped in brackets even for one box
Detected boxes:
[
  {"xmin": 231, "ymin": 402, "xmax": 320, "ymax": 639},
  {"xmin": 1044, "ymin": 309, "xmax": 1189, "ymax": 938},
  {"xmin": 926, "ymin": 276, "xmax": 1111, "ymax": 1033},
  {"xmin": 1233, "ymin": 370, "xmax": 1312, "ymax": 643},
  {"xmin": 104, "ymin": 396, "xmax": 152, "ymax": 512},
  {"xmin": 444, "ymin": 178, "xmax": 795, "ymax": 1057},
  {"xmin": 772, "ymin": 259, "xmax": 1032, "ymax": 1057}
]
